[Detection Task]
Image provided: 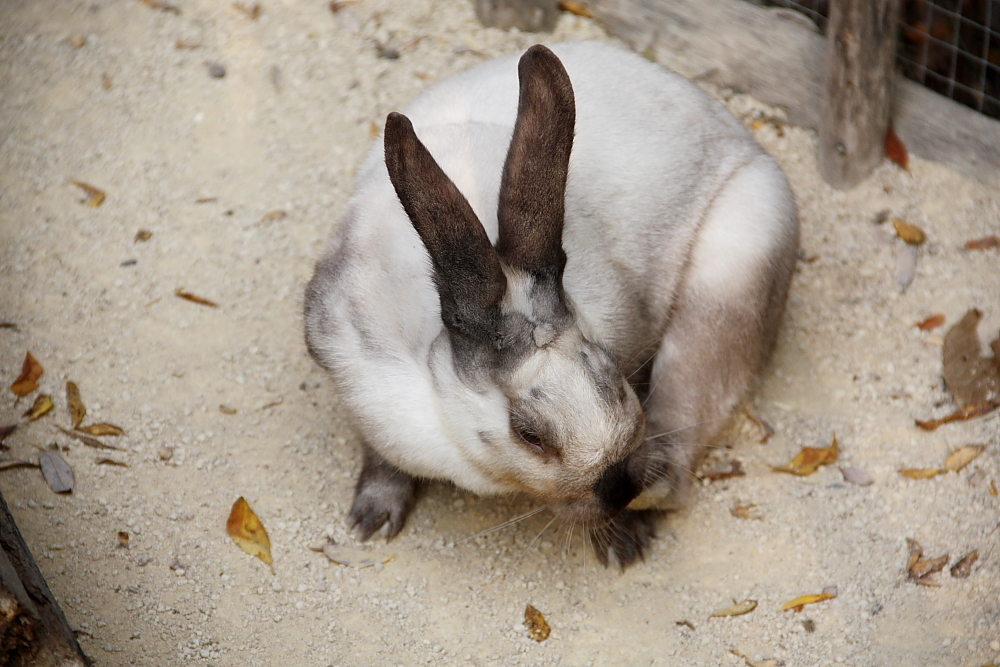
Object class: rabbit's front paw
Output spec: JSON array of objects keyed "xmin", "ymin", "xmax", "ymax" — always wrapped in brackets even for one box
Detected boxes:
[
  {"xmin": 590, "ymin": 509, "xmax": 660, "ymax": 571},
  {"xmin": 348, "ymin": 448, "xmax": 419, "ymax": 540}
]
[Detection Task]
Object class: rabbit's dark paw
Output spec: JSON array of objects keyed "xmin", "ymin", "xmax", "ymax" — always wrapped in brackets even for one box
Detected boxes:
[
  {"xmin": 590, "ymin": 509, "xmax": 660, "ymax": 571},
  {"xmin": 348, "ymin": 447, "xmax": 419, "ymax": 540}
]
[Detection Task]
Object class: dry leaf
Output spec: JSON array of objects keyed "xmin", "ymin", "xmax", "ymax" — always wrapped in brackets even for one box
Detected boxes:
[
  {"xmin": 233, "ymin": 2, "xmax": 261, "ymax": 18},
  {"xmin": 944, "ymin": 444, "xmax": 986, "ymax": 472},
  {"xmin": 898, "ymin": 467, "xmax": 945, "ymax": 479},
  {"xmin": 219, "ymin": 404, "xmax": 237, "ymax": 415},
  {"xmin": 524, "ymin": 604, "xmax": 551, "ymax": 642},
  {"xmin": 321, "ymin": 544, "xmax": 392, "ymax": 569},
  {"xmin": 66, "ymin": 381, "xmax": 86, "ymax": 428},
  {"xmin": 893, "ymin": 219, "xmax": 925, "ymax": 245},
  {"xmin": 23, "ymin": 394, "xmax": 54, "ymax": 422},
  {"xmin": 329, "ymin": 0, "xmax": 357, "ymax": 12},
  {"xmin": 839, "ymin": 466, "xmax": 874, "ymax": 486},
  {"xmin": 175, "ymin": 288, "xmax": 218, "ymax": 307},
  {"xmin": 950, "ymin": 550, "xmax": 978, "ymax": 578},
  {"xmin": 773, "ymin": 434, "xmax": 838, "ymax": 476},
  {"xmin": 942, "ymin": 309, "xmax": 1000, "ymax": 407},
  {"xmin": 96, "ymin": 458, "xmax": 128, "ymax": 467},
  {"xmin": 896, "ymin": 243, "xmax": 918, "ymax": 292},
  {"xmin": 176, "ymin": 38, "xmax": 201, "ymax": 49},
  {"xmin": 76, "ymin": 423, "xmax": 125, "ymax": 437},
  {"xmin": 781, "ymin": 591, "xmax": 836, "ymax": 612},
  {"xmin": 134, "ymin": 229, "xmax": 153, "ymax": 243},
  {"xmin": 915, "ymin": 400, "xmax": 999, "ymax": 431},
  {"xmin": 701, "ymin": 460, "xmax": 745, "ymax": 482},
  {"xmin": 990, "ymin": 480, "xmax": 998, "ymax": 497},
  {"xmin": 916, "ymin": 314, "xmax": 945, "ymax": 331},
  {"xmin": 258, "ymin": 210, "xmax": 286, "ymax": 224},
  {"xmin": 743, "ymin": 407, "xmax": 774, "ymax": 443},
  {"xmin": 558, "ymin": 0, "xmax": 594, "ymax": 17},
  {"xmin": 11, "ymin": 351, "xmax": 43, "ymax": 397},
  {"xmin": 70, "ymin": 180, "xmax": 106, "ymax": 208},
  {"xmin": 905, "ymin": 539, "xmax": 948, "ymax": 585},
  {"xmin": 138, "ymin": 0, "xmax": 181, "ymax": 13},
  {"xmin": 676, "ymin": 620, "xmax": 696, "ymax": 631},
  {"xmin": 710, "ymin": 599, "xmax": 757, "ymax": 618},
  {"xmin": 730, "ymin": 504, "xmax": 762, "ymax": 520},
  {"xmin": 0, "ymin": 460, "xmax": 40, "ymax": 472},
  {"xmin": 118, "ymin": 531, "xmax": 130, "ymax": 548},
  {"xmin": 885, "ymin": 123, "xmax": 909, "ymax": 171},
  {"xmin": 262, "ymin": 396, "xmax": 284, "ymax": 410},
  {"xmin": 226, "ymin": 496, "xmax": 273, "ymax": 566},
  {"xmin": 39, "ymin": 449, "xmax": 74, "ymax": 493},
  {"xmin": 57, "ymin": 425, "xmax": 122, "ymax": 450},
  {"xmin": 193, "ymin": 197, "xmax": 216, "ymax": 203},
  {"xmin": 101, "ymin": 73, "xmax": 113, "ymax": 90},
  {"xmin": 965, "ymin": 235, "xmax": 999, "ymax": 250}
]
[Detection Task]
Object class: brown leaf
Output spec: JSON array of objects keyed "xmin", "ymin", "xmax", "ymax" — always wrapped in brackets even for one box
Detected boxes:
[
  {"xmin": 0, "ymin": 460, "xmax": 39, "ymax": 471},
  {"xmin": 233, "ymin": 2, "xmax": 261, "ymax": 19},
  {"xmin": 990, "ymin": 480, "xmax": 998, "ymax": 497},
  {"xmin": 57, "ymin": 425, "xmax": 122, "ymax": 450},
  {"xmin": 898, "ymin": 467, "xmax": 945, "ymax": 479},
  {"xmin": 138, "ymin": 0, "xmax": 180, "ymax": 13},
  {"xmin": 66, "ymin": 381, "xmax": 86, "ymax": 428},
  {"xmin": 558, "ymin": 0, "xmax": 594, "ymax": 17},
  {"xmin": 226, "ymin": 497, "xmax": 272, "ymax": 566},
  {"xmin": 0, "ymin": 322, "xmax": 17, "ymax": 329},
  {"xmin": 11, "ymin": 351, "xmax": 43, "ymax": 398},
  {"xmin": 701, "ymin": 460, "xmax": 745, "ymax": 482},
  {"xmin": 261, "ymin": 396, "xmax": 284, "ymax": 410},
  {"xmin": 176, "ymin": 38, "xmax": 201, "ymax": 49},
  {"xmin": 944, "ymin": 444, "xmax": 986, "ymax": 472},
  {"xmin": 321, "ymin": 544, "xmax": 392, "ymax": 568},
  {"xmin": 23, "ymin": 394, "xmax": 54, "ymax": 422},
  {"xmin": 910, "ymin": 554, "xmax": 948, "ymax": 582},
  {"xmin": 710, "ymin": 600, "xmax": 757, "ymax": 618},
  {"xmin": 773, "ymin": 434, "xmax": 838, "ymax": 476},
  {"xmin": 329, "ymin": 0, "xmax": 357, "ymax": 12},
  {"xmin": 524, "ymin": 604, "xmax": 551, "ymax": 641},
  {"xmin": 676, "ymin": 620, "xmax": 696, "ymax": 631},
  {"xmin": 134, "ymin": 229, "xmax": 153, "ymax": 243},
  {"xmin": 39, "ymin": 449, "xmax": 74, "ymax": 493},
  {"xmin": 965, "ymin": 235, "xmax": 1000, "ymax": 250},
  {"xmin": 175, "ymin": 288, "xmax": 218, "ymax": 307},
  {"xmin": 0, "ymin": 424, "xmax": 16, "ymax": 446},
  {"xmin": 915, "ymin": 400, "xmax": 999, "ymax": 431},
  {"xmin": 96, "ymin": 457, "xmax": 128, "ymax": 467},
  {"xmin": 257, "ymin": 210, "xmax": 286, "ymax": 225},
  {"xmin": 781, "ymin": 592, "xmax": 836, "ymax": 612},
  {"xmin": 915, "ymin": 314, "xmax": 945, "ymax": 330},
  {"xmin": 219, "ymin": 404, "xmax": 237, "ymax": 415},
  {"xmin": 893, "ymin": 218, "xmax": 926, "ymax": 245},
  {"xmin": 942, "ymin": 309, "xmax": 1000, "ymax": 407},
  {"xmin": 949, "ymin": 550, "xmax": 978, "ymax": 578},
  {"xmin": 730, "ymin": 504, "xmax": 762, "ymax": 520},
  {"xmin": 118, "ymin": 531, "xmax": 130, "ymax": 548},
  {"xmin": 101, "ymin": 73, "xmax": 113, "ymax": 90},
  {"xmin": 70, "ymin": 180, "xmax": 106, "ymax": 207},
  {"xmin": 884, "ymin": 123, "xmax": 909, "ymax": 171},
  {"xmin": 76, "ymin": 423, "xmax": 125, "ymax": 437}
]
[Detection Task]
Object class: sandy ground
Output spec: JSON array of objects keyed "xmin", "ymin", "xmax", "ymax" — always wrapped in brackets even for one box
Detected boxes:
[{"xmin": 1, "ymin": 1, "xmax": 999, "ymax": 666}]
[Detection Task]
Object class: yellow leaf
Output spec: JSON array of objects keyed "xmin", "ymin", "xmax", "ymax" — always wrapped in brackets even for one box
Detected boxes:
[
  {"xmin": 781, "ymin": 592, "xmax": 836, "ymax": 612},
  {"xmin": 23, "ymin": 394, "xmax": 54, "ymax": 422},
  {"xmin": 557, "ymin": 0, "xmax": 594, "ymax": 18},
  {"xmin": 773, "ymin": 434, "xmax": 838, "ymax": 476},
  {"xmin": 898, "ymin": 468, "xmax": 945, "ymax": 479},
  {"xmin": 524, "ymin": 604, "xmax": 551, "ymax": 642},
  {"xmin": 710, "ymin": 599, "xmax": 757, "ymax": 617},
  {"xmin": 71, "ymin": 180, "xmax": 106, "ymax": 207},
  {"xmin": 226, "ymin": 497, "xmax": 273, "ymax": 566},
  {"xmin": 66, "ymin": 381, "xmax": 86, "ymax": 428},
  {"xmin": 76, "ymin": 423, "xmax": 125, "ymax": 436},
  {"xmin": 892, "ymin": 218, "xmax": 926, "ymax": 245},
  {"xmin": 944, "ymin": 444, "xmax": 986, "ymax": 472}
]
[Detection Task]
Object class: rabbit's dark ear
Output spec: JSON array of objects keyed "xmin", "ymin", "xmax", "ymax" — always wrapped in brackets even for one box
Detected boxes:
[
  {"xmin": 384, "ymin": 112, "xmax": 508, "ymax": 348},
  {"xmin": 496, "ymin": 45, "xmax": 575, "ymax": 292}
]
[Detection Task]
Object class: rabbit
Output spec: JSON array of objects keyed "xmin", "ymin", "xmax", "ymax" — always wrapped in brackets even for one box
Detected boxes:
[{"xmin": 304, "ymin": 41, "xmax": 799, "ymax": 569}]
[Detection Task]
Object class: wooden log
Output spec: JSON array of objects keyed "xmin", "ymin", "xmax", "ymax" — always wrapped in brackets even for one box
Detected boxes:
[
  {"xmin": 818, "ymin": 0, "xmax": 901, "ymax": 189},
  {"xmin": 0, "ymin": 490, "xmax": 90, "ymax": 666},
  {"xmin": 587, "ymin": 0, "xmax": 1000, "ymax": 188},
  {"xmin": 472, "ymin": 0, "xmax": 559, "ymax": 32}
]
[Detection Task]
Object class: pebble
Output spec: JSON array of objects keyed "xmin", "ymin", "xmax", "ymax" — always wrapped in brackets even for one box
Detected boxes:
[{"xmin": 207, "ymin": 62, "xmax": 226, "ymax": 78}]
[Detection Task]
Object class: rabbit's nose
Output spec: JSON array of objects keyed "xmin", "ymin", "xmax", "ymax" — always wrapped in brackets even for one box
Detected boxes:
[{"xmin": 593, "ymin": 456, "xmax": 641, "ymax": 517}]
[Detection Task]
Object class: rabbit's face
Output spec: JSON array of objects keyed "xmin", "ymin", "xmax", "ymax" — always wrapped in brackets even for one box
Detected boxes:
[{"xmin": 498, "ymin": 327, "xmax": 646, "ymax": 525}]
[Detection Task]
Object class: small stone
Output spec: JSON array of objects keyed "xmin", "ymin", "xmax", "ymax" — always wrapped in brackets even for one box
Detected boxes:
[
  {"xmin": 990, "ymin": 640, "xmax": 999, "ymax": 651},
  {"xmin": 207, "ymin": 62, "xmax": 226, "ymax": 78},
  {"xmin": 271, "ymin": 581, "xmax": 283, "ymax": 592}
]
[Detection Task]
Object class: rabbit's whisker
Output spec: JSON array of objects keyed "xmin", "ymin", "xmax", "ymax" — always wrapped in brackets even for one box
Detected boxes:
[{"xmin": 463, "ymin": 505, "xmax": 546, "ymax": 542}]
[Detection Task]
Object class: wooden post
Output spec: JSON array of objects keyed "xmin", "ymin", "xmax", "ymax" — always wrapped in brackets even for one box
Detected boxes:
[
  {"xmin": 472, "ymin": 0, "xmax": 559, "ymax": 32},
  {"xmin": 818, "ymin": 0, "xmax": 901, "ymax": 189},
  {"xmin": 0, "ymin": 490, "xmax": 91, "ymax": 666}
]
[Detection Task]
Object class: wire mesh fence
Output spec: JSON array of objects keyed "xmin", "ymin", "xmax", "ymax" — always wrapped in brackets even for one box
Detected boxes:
[{"xmin": 759, "ymin": 0, "xmax": 1000, "ymax": 120}]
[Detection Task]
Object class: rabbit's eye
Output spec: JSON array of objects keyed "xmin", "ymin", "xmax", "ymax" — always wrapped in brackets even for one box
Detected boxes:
[{"xmin": 515, "ymin": 425, "xmax": 550, "ymax": 457}]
